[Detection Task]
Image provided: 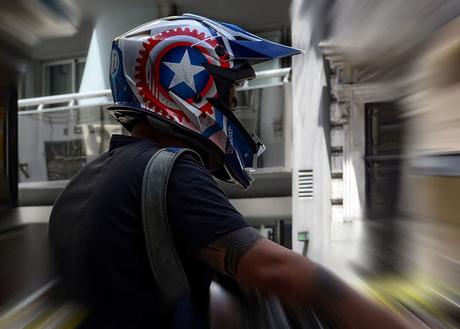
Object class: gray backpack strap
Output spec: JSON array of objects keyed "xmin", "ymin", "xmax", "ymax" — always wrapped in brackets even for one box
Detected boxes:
[{"xmin": 141, "ymin": 147, "xmax": 202, "ymax": 310}]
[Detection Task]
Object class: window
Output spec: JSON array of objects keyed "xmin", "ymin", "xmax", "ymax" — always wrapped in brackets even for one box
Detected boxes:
[
  {"xmin": 42, "ymin": 57, "xmax": 86, "ymax": 95},
  {"xmin": 365, "ymin": 102, "xmax": 406, "ymax": 220}
]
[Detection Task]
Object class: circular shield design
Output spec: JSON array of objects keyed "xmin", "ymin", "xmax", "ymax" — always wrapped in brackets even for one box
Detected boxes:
[{"xmin": 134, "ymin": 27, "xmax": 228, "ymax": 124}]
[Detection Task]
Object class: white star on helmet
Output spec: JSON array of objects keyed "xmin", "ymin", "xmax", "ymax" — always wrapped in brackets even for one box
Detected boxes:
[{"xmin": 164, "ymin": 49, "xmax": 205, "ymax": 92}]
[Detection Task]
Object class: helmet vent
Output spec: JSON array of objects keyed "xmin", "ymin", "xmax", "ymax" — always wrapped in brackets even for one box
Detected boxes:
[
  {"xmin": 298, "ymin": 169, "xmax": 313, "ymax": 199},
  {"xmin": 125, "ymin": 30, "xmax": 152, "ymax": 38}
]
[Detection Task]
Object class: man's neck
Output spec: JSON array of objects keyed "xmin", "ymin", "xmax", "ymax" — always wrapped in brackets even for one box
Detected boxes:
[{"xmin": 130, "ymin": 118, "xmax": 189, "ymax": 148}]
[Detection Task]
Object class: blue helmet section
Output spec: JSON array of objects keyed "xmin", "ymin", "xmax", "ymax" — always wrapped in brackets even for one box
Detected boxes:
[
  {"xmin": 109, "ymin": 43, "xmax": 140, "ymax": 109},
  {"xmin": 211, "ymin": 107, "xmax": 258, "ymax": 187},
  {"xmin": 182, "ymin": 13, "xmax": 303, "ymax": 61},
  {"xmin": 228, "ymin": 39, "xmax": 302, "ymax": 60}
]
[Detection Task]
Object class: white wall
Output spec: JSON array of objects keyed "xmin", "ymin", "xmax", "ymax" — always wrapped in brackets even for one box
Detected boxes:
[{"xmin": 291, "ymin": 0, "xmax": 331, "ymax": 260}]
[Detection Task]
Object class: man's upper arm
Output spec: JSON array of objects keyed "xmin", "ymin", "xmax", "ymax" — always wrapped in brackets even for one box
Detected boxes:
[
  {"xmin": 196, "ymin": 227, "xmax": 297, "ymax": 284},
  {"xmin": 195, "ymin": 226, "xmax": 263, "ymax": 278},
  {"xmin": 196, "ymin": 228, "xmax": 318, "ymax": 304},
  {"xmin": 166, "ymin": 153, "xmax": 249, "ymax": 255},
  {"xmin": 167, "ymin": 153, "xmax": 316, "ymax": 298}
]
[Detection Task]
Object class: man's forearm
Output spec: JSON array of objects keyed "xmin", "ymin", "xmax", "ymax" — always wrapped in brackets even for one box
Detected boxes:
[
  {"xmin": 237, "ymin": 240, "xmax": 411, "ymax": 329},
  {"xmin": 300, "ymin": 266, "xmax": 409, "ymax": 329},
  {"xmin": 198, "ymin": 231, "xmax": 411, "ymax": 329}
]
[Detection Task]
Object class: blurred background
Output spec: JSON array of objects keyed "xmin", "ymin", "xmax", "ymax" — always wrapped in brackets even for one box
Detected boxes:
[{"xmin": 0, "ymin": 0, "xmax": 459, "ymax": 328}]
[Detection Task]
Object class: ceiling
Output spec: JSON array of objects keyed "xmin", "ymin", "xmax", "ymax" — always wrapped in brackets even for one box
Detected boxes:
[
  {"xmin": 73, "ymin": 0, "xmax": 291, "ymax": 30},
  {"xmin": 32, "ymin": 0, "xmax": 291, "ymax": 60},
  {"xmin": 0, "ymin": 0, "xmax": 292, "ymax": 77}
]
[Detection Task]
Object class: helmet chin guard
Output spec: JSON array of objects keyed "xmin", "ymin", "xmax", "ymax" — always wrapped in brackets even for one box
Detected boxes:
[{"xmin": 108, "ymin": 14, "xmax": 302, "ymax": 189}]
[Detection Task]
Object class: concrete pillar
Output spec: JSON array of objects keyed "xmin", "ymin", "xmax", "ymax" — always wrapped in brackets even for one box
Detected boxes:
[
  {"xmin": 290, "ymin": 0, "xmax": 332, "ymax": 260},
  {"xmin": 79, "ymin": 8, "xmax": 159, "ymax": 93}
]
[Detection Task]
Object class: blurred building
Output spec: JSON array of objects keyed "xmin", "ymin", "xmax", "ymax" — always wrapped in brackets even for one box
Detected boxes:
[
  {"xmin": 291, "ymin": 0, "xmax": 460, "ymax": 325},
  {"xmin": 1, "ymin": 0, "xmax": 460, "ymax": 326}
]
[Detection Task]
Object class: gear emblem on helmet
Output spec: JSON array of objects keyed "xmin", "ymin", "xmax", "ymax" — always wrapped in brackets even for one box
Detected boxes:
[{"xmin": 134, "ymin": 27, "xmax": 228, "ymax": 125}]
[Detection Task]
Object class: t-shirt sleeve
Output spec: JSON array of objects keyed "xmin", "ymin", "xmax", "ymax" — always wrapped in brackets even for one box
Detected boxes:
[{"xmin": 166, "ymin": 153, "xmax": 249, "ymax": 255}]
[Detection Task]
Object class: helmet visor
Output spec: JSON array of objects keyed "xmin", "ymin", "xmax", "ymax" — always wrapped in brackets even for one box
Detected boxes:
[{"xmin": 191, "ymin": 35, "xmax": 302, "ymax": 64}]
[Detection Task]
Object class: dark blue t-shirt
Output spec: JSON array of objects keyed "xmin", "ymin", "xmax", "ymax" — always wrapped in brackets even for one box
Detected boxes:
[{"xmin": 48, "ymin": 134, "xmax": 248, "ymax": 328}]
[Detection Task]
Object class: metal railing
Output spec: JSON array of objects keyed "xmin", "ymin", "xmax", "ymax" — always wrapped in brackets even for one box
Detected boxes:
[
  {"xmin": 18, "ymin": 90, "xmax": 113, "ymax": 114},
  {"xmin": 18, "ymin": 67, "xmax": 292, "ymax": 113}
]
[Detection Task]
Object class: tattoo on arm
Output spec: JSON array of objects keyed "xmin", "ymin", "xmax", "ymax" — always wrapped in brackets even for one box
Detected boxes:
[
  {"xmin": 197, "ymin": 226, "xmax": 262, "ymax": 278},
  {"xmin": 224, "ymin": 227, "xmax": 261, "ymax": 276}
]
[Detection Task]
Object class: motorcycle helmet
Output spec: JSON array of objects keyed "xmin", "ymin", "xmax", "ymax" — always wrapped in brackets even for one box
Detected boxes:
[{"xmin": 108, "ymin": 13, "xmax": 302, "ymax": 189}]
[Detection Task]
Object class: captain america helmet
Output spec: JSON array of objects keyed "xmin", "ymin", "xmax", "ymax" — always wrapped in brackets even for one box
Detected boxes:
[{"xmin": 108, "ymin": 13, "xmax": 302, "ymax": 189}]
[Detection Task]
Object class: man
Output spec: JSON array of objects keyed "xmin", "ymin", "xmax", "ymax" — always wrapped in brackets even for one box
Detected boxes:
[{"xmin": 49, "ymin": 14, "xmax": 412, "ymax": 328}]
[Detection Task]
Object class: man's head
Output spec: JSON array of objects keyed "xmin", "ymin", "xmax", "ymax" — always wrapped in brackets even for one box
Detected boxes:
[{"xmin": 108, "ymin": 14, "xmax": 302, "ymax": 189}]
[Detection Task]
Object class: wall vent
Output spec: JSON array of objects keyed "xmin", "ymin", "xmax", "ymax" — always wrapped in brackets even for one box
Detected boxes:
[{"xmin": 298, "ymin": 169, "xmax": 313, "ymax": 199}]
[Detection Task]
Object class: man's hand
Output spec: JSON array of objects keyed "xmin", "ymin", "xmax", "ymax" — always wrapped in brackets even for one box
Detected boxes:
[{"xmin": 197, "ymin": 226, "xmax": 413, "ymax": 329}]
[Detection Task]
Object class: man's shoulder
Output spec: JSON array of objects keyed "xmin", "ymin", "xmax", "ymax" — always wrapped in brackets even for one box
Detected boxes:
[
  {"xmin": 166, "ymin": 149, "xmax": 246, "ymax": 255},
  {"xmin": 170, "ymin": 150, "xmax": 215, "ymax": 185}
]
